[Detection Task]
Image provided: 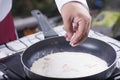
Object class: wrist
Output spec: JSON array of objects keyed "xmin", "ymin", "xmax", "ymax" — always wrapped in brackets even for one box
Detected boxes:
[
  {"xmin": 55, "ymin": 0, "xmax": 88, "ymax": 13},
  {"xmin": 70, "ymin": 1, "xmax": 89, "ymax": 11},
  {"xmin": 61, "ymin": 1, "xmax": 90, "ymax": 17}
]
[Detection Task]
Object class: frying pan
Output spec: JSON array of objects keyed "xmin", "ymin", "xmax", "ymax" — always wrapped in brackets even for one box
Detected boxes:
[{"xmin": 21, "ymin": 10, "xmax": 117, "ymax": 80}]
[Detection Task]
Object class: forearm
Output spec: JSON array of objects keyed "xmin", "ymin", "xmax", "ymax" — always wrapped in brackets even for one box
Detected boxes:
[{"xmin": 55, "ymin": 0, "xmax": 88, "ymax": 13}]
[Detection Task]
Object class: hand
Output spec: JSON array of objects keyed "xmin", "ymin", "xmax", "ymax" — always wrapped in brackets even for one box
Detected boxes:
[{"xmin": 61, "ymin": 2, "xmax": 91, "ymax": 47}]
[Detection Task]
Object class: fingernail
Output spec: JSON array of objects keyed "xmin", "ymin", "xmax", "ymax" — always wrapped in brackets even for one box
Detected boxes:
[
  {"xmin": 70, "ymin": 42, "xmax": 74, "ymax": 47},
  {"xmin": 70, "ymin": 42, "xmax": 79, "ymax": 47},
  {"xmin": 70, "ymin": 42, "xmax": 76, "ymax": 47}
]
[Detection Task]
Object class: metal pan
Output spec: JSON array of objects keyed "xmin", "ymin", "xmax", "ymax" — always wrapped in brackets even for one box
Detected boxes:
[{"xmin": 21, "ymin": 10, "xmax": 117, "ymax": 80}]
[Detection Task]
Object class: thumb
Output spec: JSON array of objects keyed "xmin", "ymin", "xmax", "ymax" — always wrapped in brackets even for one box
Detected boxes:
[{"xmin": 63, "ymin": 17, "xmax": 74, "ymax": 41}]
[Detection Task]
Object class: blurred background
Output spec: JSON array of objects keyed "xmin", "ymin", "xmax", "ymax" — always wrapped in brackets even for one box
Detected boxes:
[{"xmin": 12, "ymin": 0, "xmax": 120, "ymax": 41}]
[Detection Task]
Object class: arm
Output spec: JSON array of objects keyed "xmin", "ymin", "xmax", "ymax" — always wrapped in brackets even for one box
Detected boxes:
[{"xmin": 55, "ymin": 0, "xmax": 91, "ymax": 46}]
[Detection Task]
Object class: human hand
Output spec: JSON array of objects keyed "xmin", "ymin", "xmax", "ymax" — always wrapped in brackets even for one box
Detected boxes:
[{"xmin": 61, "ymin": 2, "xmax": 91, "ymax": 47}]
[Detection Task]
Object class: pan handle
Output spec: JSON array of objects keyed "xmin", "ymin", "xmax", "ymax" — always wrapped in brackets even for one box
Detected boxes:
[{"xmin": 31, "ymin": 10, "xmax": 58, "ymax": 39}]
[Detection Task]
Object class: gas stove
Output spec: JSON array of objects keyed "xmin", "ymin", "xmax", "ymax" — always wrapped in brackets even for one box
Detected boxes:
[
  {"xmin": 0, "ymin": 52, "xmax": 30, "ymax": 80},
  {"xmin": 0, "ymin": 25, "xmax": 120, "ymax": 80}
]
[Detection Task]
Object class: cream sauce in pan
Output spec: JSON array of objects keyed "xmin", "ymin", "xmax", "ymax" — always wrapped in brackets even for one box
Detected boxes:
[{"xmin": 30, "ymin": 52, "xmax": 108, "ymax": 78}]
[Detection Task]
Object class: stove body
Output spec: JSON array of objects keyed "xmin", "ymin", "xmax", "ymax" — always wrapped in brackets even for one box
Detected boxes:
[{"xmin": 0, "ymin": 26, "xmax": 120, "ymax": 80}]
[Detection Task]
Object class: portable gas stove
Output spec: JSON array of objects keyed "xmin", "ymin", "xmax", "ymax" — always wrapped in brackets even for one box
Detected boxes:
[{"xmin": 0, "ymin": 25, "xmax": 120, "ymax": 80}]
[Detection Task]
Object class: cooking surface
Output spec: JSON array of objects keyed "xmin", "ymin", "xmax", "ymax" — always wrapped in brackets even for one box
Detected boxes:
[
  {"xmin": 0, "ymin": 25, "xmax": 120, "ymax": 80},
  {"xmin": 30, "ymin": 52, "xmax": 109, "ymax": 78}
]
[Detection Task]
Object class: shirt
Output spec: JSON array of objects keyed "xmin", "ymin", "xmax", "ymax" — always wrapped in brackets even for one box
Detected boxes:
[
  {"xmin": 0, "ymin": 12, "xmax": 17, "ymax": 45},
  {"xmin": 0, "ymin": 0, "xmax": 12, "ymax": 22},
  {"xmin": 0, "ymin": 0, "xmax": 88, "ymax": 22}
]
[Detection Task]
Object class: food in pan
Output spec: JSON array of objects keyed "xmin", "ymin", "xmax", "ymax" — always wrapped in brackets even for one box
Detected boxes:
[{"xmin": 30, "ymin": 52, "xmax": 108, "ymax": 78}]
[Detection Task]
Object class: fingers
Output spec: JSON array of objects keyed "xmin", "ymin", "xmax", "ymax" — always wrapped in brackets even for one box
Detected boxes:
[
  {"xmin": 64, "ymin": 15, "xmax": 91, "ymax": 47},
  {"xmin": 65, "ymin": 32, "xmax": 73, "ymax": 41},
  {"xmin": 71, "ymin": 20, "xmax": 90, "ymax": 47},
  {"xmin": 62, "ymin": 15, "xmax": 74, "ymax": 42},
  {"xmin": 70, "ymin": 17, "xmax": 87, "ymax": 46},
  {"xmin": 70, "ymin": 15, "xmax": 91, "ymax": 47}
]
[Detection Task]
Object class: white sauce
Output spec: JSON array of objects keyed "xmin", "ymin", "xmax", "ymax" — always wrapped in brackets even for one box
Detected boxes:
[{"xmin": 30, "ymin": 52, "xmax": 108, "ymax": 78}]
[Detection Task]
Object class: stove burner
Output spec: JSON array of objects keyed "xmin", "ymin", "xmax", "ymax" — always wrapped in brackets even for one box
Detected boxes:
[{"xmin": 108, "ymin": 42, "xmax": 120, "ymax": 52}]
